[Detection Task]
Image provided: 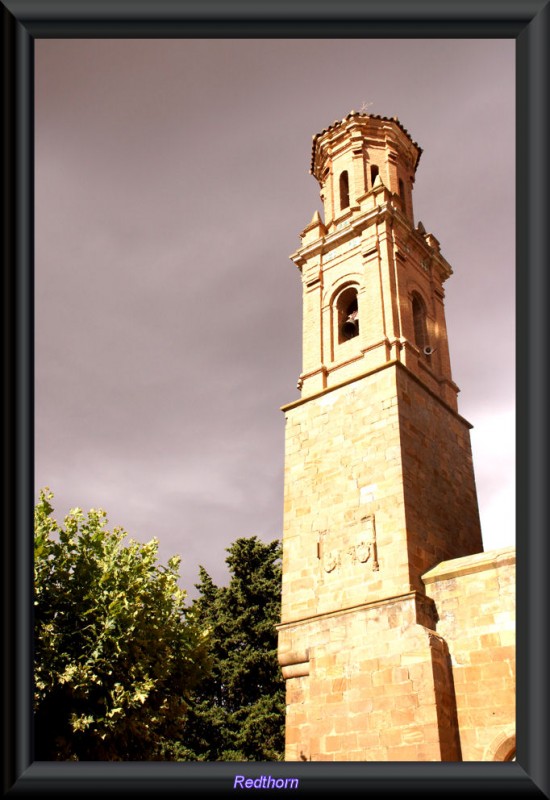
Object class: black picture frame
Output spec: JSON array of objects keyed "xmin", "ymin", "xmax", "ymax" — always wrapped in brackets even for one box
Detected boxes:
[{"xmin": 2, "ymin": 0, "xmax": 548, "ymax": 796}]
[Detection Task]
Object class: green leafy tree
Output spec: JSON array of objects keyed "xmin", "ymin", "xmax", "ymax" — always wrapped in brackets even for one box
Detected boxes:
[
  {"xmin": 178, "ymin": 537, "xmax": 285, "ymax": 761},
  {"xmin": 34, "ymin": 489, "xmax": 210, "ymax": 760}
]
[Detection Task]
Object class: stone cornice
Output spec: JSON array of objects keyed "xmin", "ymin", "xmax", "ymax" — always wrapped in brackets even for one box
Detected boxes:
[
  {"xmin": 276, "ymin": 590, "xmax": 430, "ymax": 631},
  {"xmin": 422, "ymin": 546, "xmax": 516, "ymax": 585},
  {"xmin": 290, "ymin": 202, "xmax": 397, "ymax": 269},
  {"xmin": 281, "ymin": 359, "xmax": 471, "ymax": 428},
  {"xmin": 291, "ymin": 201, "xmax": 452, "ymax": 283}
]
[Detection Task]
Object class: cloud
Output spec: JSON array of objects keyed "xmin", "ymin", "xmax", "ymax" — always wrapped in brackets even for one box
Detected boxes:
[{"xmin": 35, "ymin": 39, "xmax": 515, "ymax": 595}]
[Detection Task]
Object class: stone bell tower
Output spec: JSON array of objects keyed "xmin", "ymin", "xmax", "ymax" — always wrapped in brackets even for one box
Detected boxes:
[{"xmin": 277, "ymin": 113, "xmax": 484, "ymax": 761}]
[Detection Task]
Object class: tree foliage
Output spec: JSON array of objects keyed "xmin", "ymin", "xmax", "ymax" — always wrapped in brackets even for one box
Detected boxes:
[
  {"xmin": 34, "ymin": 489, "xmax": 210, "ymax": 760},
  {"xmin": 178, "ymin": 537, "xmax": 285, "ymax": 761}
]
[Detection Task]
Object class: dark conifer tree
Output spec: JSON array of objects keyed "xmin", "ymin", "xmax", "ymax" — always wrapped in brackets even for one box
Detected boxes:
[{"xmin": 178, "ymin": 537, "xmax": 285, "ymax": 761}]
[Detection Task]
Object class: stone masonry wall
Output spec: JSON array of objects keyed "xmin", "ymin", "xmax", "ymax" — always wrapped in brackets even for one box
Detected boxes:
[
  {"xmin": 279, "ymin": 355, "xmax": 511, "ymax": 762},
  {"xmin": 396, "ymin": 365, "xmax": 484, "ymax": 589},
  {"xmin": 278, "ymin": 593, "xmax": 461, "ymax": 761},
  {"xmin": 281, "ymin": 363, "xmax": 483, "ymax": 623},
  {"xmin": 281, "ymin": 365, "xmax": 410, "ymax": 624},
  {"xmin": 423, "ymin": 548, "xmax": 516, "ymax": 760}
]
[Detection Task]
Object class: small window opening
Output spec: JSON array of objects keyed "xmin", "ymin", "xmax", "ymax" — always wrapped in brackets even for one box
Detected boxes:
[
  {"xmin": 337, "ymin": 287, "xmax": 359, "ymax": 343},
  {"xmin": 339, "ymin": 171, "xmax": 350, "ymax": 210},
  {"xmin": 398, "ymin": 178, "xmax": 406, "ymax": 210},
  {"xmin": 370, "ymin": 164, "xmax": 379, "ymax": 187},
  {"xmin": 412, "ymin": 293, "xmax": 428, "ymax": 352}
]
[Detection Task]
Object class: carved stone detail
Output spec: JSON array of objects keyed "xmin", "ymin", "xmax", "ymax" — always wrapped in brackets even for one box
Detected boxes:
[{"xmin": 318, "ymin": 515, "xmax": 379, "ymax": 574}]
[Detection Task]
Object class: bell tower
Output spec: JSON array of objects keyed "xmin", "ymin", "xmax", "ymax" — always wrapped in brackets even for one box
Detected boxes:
[{"xmin": 277, "ymin": 113, "xmax": 483, "ymax": 761}]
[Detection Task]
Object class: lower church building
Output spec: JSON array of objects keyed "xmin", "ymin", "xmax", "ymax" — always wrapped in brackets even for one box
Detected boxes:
[{"xmin": 276, "ymin": 112, "xmax": 515, "ymax": 762}]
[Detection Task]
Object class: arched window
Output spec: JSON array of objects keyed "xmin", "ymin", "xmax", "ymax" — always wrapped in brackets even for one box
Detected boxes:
[
  {"xmin": 336, "ymin": 286, "xmax": 359, "ymax": 343},
  {"xmin": 370, "ymin": 164, "xmax": 379, "ymax": 187},
  {"xmin": 339, "ymin": 171, "xmax": 350, "ymax": 210},
  {"xmin": 412, "ymin": 292, "xmax": 428, "ymax": 352}
]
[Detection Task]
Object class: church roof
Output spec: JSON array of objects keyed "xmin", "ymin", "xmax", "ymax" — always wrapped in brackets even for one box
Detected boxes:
[{"xmin": 310, "ymin": 112, "xmax": 423, "ymax": 175}]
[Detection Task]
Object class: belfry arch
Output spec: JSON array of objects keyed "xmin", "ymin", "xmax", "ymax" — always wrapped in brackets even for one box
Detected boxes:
[{"xmin": 334, "ymin": 284, "xmax": 360, "ymax": 344}]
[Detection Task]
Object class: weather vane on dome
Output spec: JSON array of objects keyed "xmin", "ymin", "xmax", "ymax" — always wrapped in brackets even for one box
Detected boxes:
[{"xmin": 359, "ymin": 101, "xmax": 373, "ymax": 114}]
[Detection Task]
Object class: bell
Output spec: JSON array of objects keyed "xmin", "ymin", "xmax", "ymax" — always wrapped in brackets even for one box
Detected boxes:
[{"xmin": 342, "ymin": 310, "xmax": 359, "ymax": 339}]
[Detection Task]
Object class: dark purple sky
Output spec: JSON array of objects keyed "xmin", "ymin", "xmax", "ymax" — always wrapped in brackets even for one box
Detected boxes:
[{"xmin": 35, "ymin": 39, "xmax": 515, "ymax": 597}]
